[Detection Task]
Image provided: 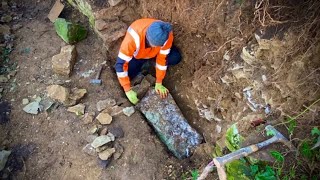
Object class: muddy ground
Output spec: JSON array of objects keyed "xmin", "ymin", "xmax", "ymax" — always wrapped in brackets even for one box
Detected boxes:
[{"xmin": 1, "ymin": 0, "xmax": 320, "ymax": 179}]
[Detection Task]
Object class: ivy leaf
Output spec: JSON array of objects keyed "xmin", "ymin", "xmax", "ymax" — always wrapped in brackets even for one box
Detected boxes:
[
  {"xmin": 300, "ymin": 141, "xmax": 312, "ymax": 159},
  {"xmin": 311, "ymin": 127, "xmax": 320, "ymax": 136},
  {"xmin": 250, "ymin": 164, "xmax": 259, "ymax": 176},
  {"xmin": 270, "ymin": 150, "xmax": 284, "ymax": 162},
  {"xmin": 191, "ymin": 169, "xmax": 199, "ymax": 180},
  {"xmin": 266, "ymin": 129, "xmax": 275, "ymax": 136},
  {"xmin": 225, "ymin": 123, "xmax": 244, "ymax": 152},
  {"xmin": 255, "ymin": 166, "xmax": 277, "ymax": 180}
]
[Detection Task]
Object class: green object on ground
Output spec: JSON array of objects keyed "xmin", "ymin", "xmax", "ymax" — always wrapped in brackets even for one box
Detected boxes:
[
  {"xmin": 54, "ymin": 18, "xmax": 87, "ymax": 44},
  {"xmin": 125, "ymin": 90, "xmax": 139, "ymax": 105}
]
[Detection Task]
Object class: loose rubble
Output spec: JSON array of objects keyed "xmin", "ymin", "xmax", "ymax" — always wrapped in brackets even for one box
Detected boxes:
[
  {"xmin": 122, "ymin": 106, "xmax": 135, "ymax": 117},
  {"xmin": 91, "ymin": 133, "xmax": 115, "ymax": 148},
  {"xmin": 67, "ymin": 103, "xmax": 85, "ymax": 116},
  {"xmin": 96, "ymin": 112, "xmax": 112, "ymax": 125}
]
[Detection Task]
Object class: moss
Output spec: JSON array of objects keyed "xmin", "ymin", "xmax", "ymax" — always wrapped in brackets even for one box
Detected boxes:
[{"xmin": 67, "ymin": 0, "xmax": 95, "ymax": 27}]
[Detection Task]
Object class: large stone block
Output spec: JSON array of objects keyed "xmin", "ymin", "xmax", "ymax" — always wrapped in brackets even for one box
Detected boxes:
[
  {"xmin": 52, "ymin": 45, "xmax": 77, "ymax": 76},
  {"xmin": 137, "ymin": 89, "xmax": 203, "ymax": 159}
]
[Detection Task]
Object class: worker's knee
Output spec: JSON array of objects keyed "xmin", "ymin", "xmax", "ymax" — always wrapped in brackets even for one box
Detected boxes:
[{"xmin": 166, "ymin": 46, "xmax": 182, "ymax": 66}]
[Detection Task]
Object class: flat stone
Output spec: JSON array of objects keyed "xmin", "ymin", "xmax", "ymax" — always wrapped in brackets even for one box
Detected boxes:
[
  {"xmin": 102, "ymin": 105, "xmax": 123, "ymax": 116},
  {"xmin": 23, "ymin": 101, "xmax": 40, "ymax": 115},
  {"xmin": 96, "ymin": 98, "xmax": 116, "ymax": 111},
  {"xmin": 83, "ymin": 112, "xmax": 95, "ymax": 124},
  {"xmin": 47, "ymin": 85, "xmax": 70, "ymax": 104},
  {"xmin": 52, "ymin": 45, "xmax": 77, "ymax": 76},
  {"xmin": 96, "ymin": 145, "xmax": 108, "ymax": 153},
  {"xmin": 108, "ymin": 0, "xmax": 122, "ymax": 6},
  {"xmin": 99, "ymin": 127, "xmax": 108, "ymax": 136},
  {"xmin": 95, "ymin": 19, "xmax": 108, "ymax": 31},
  {"xmin": 108, "ymin": 126, "xmax": 124, "ymax": 138},
  {"xmin": 88, "ymin": 125, "xmax": 99, "ymax": 134},
  {"xmin": 91, "ymin": 133, "xmax": 115, "ymax": 148},
  {"xmin": 122, "ymin": 106, "xmax": 135, "ymax": 117},
  {"xmin": 82, "ymin": 144, "xmax": 97, "ymax": 156},
  {"xmin": 0, "ymin": 150, "xmax": 11, "ymax": 171},
  {"xmin": 96, "ymin": 112, "xmax": 112, "ymax": 125},
  {"xmin": 1, "ymin": 15, "xmax": 12, "ymax": 23},
  {"xmin": 0, "ymin": 75, "xmax": 8, "ymax": 83},
  {"xmin": 67, "ymin": 103, "xmax": 85, "ymax": 116},
  {"xmin": 98, "ymin": 148, "xmax": 116, "ymax": 160},
  {"xmin": 22, "ymin": 98, "xmax": 29, "ymax": 105},
  {"xmin": 69, "ymin": 88, "xmax": 87, "ymax": 101},
  {"xmin": 113, "ymin": 142, "xmax": 124, "ymax": 160},
  {"xmin": 86, "ymin": 134, "xmax": 98, "ymax": 143}
]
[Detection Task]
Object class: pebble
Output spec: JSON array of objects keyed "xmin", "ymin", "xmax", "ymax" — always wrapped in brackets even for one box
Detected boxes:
[
  {"xmin": 83, "ymin": 112, "xmax": 95, "ymax": 124},
  {"xmin": 82, "ymin": 144, "xmax": 97, "ymax": 156},
  {"xmin": 22, "ymin": 98, "xmax": 29, "ymax": 105},
  {"xmin": 91, "ymin": 133, "xmax": 115, "ymax": 148},
  {"xmin": 98, "ymin": 148, "xmax": 116, "ymax": 160},
  {"xmin": 122, "ymin": 106, "xmax": 135, "ymax": 117},
  {"xmin": 96, "ymin": 112, "xmax": 112, "ymax": 125}
]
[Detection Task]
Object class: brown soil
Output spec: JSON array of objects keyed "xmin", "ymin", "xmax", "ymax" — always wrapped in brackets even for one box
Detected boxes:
[{"xmin": 1, "ymin": 0, "xmax": 320, "ymax": 179}]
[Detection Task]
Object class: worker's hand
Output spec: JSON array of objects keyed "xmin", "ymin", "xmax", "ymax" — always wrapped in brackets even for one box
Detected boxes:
[
  {"xmin": 155, "ymin": 83, "xmax": 169, "ymax": 98},
  {"xmin": 125, "ymin": 90, "xmax": 139, "ymax": 105}
]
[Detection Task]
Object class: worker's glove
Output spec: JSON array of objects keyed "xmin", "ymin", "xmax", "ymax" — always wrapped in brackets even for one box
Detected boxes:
[
  {"xmin": 125, "ymin": 90, "xmax": 139, "ymax": 105},
  {"xmin": 155, "ymin": 83, "xmax": 169, "ymax": 99}
]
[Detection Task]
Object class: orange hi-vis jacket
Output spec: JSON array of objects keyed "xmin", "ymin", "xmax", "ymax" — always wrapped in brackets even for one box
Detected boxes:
[{"xmin": 115, "ymin": 18, "xmax": 173, "ymax": 92}]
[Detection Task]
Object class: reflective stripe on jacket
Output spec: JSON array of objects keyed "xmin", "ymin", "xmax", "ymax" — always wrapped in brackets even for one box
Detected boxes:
[{"xmin": 115, "ymin": 18, "xmax": 173, "ymax": 91}]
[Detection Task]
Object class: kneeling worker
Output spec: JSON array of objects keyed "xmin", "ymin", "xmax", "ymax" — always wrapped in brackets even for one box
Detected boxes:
[{"xmin": 115, "ymin": 18, "xmax": 182, "ymax": 104}]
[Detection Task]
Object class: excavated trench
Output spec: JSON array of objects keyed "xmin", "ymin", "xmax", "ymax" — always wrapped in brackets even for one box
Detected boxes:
[{"xmin": 1, "ymin": 0, "xmax": 319, "ymax": 179}]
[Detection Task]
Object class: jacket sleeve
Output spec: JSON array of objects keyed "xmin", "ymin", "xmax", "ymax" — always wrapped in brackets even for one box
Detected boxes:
[
  {"xmin": 115, "ymin": 29, "xmax": 136, "ymax": 92},
  {"xmin": 155, "ymin": 32, "xmax": 173, "ymax": 83}
]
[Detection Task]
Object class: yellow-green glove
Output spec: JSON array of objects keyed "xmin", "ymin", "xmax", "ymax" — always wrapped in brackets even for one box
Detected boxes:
[
  {"xmin": 155, "ymin": 83, "xmax": 169, "ymax": 99},
  {"xmin": 125, "ymin": 90, "xmax": 139, "ymax": 105}
]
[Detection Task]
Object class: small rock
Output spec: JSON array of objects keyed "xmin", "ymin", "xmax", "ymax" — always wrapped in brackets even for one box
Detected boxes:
[
  {"xmin": 96, "ymin": 145, "xmax": 108, "ymax": 153},
  {"xmin": 122, "ymin": 106, "xmax": 135, "ymax": 117},
  {"xmin": 99, "ymin": 127, "xmax": 108, "ymax": 136},
  {"xmin": 108, "ymin": 0, "xmax": 122, "ymax": 6},
  {"xmin": 113, "ymin": 142, "xmax": 124, "ymax": 160},
  {"xmin": 22, "ymin": 98, "xmax": 29, "ymax": 105},
  {"xmin": 91, "ymin": 133, "xmax": 115, "ymax": 148},
  {"xmin": 52, "ymin": 45, "xmax": 77, "ymax": 76},
  {"xmin": 108, "ymin": 126, "xmax": 124, "ymax": 138},
  {"xmin": 98, "ymin": 148, "xmax": 116, "ymax": 160},
  {"xmin": 82, "ymin": 144, "xmax": 97, "ymax": 156},
  {"xmin": 1, "ymin": 15, "xmax": 12, "ymax": 23},
  {"xmin": 69, "ymin": 88, "xmax": 87, "ymax": 102},
  {"xmin": 95, "ymin": 19, "xmax": 108, "ymax": 31},
  {"xmin": 102, "ymin": 105, "xmax": 123, "ymax": 116},
  {"xmin": 23, "ymin": 101, "xmax": 40, "ymax": 115},
  {"xmin": 47, "ymin": 85, "xmax": 70, "ymax": 104},
  {"xmin": 97, "ymin": 159, "xmax": 110, "ymax": 169},
  {"xmin": 96, "ymin": 98, "xmax": 116, "ymax": 111},
  {"xmin": 67, "ymin": 103, "xmax": 85, "ymax": 116},
  {"xmin": 216, "ymin": 125, "xmax": 222, "ymax": 134},
  {"xmin": 39, "ymin": 98, "xmax": 55, "ymax": 112},
  {"xmin": 0, "ymin": 150, "xmax": 11, "ymax": 171},
  {"xmin": 83, "ymin": 112, "xmax": 95, "ymax": 124},
  {"xmin": 88, "ymin": 125, "xmax": 99, "ymax": 134},
  {"xmin": 96, "ymin": 112, "xmax": 112, "ymax": 125},
  {"xmin": 0, "ymin": 75, "xmax": 8, "ymax": 83},
  {"xmin": 86, "ymin": 134, "xmax": 98, "ymax": 143},
  {"xmin": 12, "ymin": 24, "xmax": 23, "ymax": 31}
]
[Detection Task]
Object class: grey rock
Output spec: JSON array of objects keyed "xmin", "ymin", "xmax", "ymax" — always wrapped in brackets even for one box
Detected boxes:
[
  {"xmin": 98, "ymin": 148, "xmax": 116, "ymax": 160},
  {"xmin": 0, "ymin": 150, "xmax": 11, "ymax": 171},
  {"xmin": 23, "ymin": 101, "xmax": 40, "ymax": 115},
  {"xmin": 82, "ymin": 144, "xmax": 97, "ymax": 156},
  {"xmin": 136, "ymin": 89, "xmax": 203, "ymax": 159},
  {"xmin": 113, "ymin": 142, "xmax": 124, "ymax": 160},
  {"xmin": 122, "ymin": 106, "xmax": 135, "ymax": 117},
  {"xmin": 86, "ymin": 134, "xmax": 98, "ymax": 143},
  {"xmin": 96, "ymin": 98, "xmax": 116, "ymax": 111},
  {"xmin": 108, "ymin": 0, "xmax": 122, "ymax": 6},
  {"xmin": 108, "ymin": 126, "xmax": 124, "ymax": 138},
  {"xmin": 102, "ymin": 105, "xmax": 123, "ymax": 116},
  {"xmin": 91, "ymin": 133, "xmax": 115, "ymax": 148}
]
